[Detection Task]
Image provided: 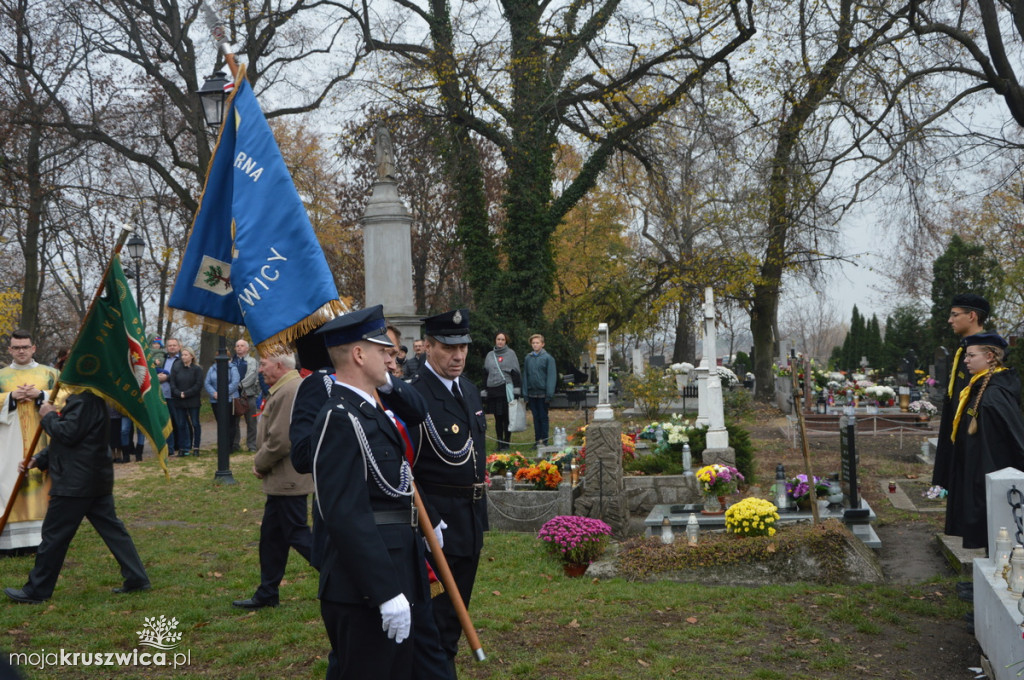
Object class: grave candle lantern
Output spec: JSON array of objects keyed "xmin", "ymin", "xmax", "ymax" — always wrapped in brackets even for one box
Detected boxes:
[
  {"xmin": 686, "ymin": 513, "xmax": 699, "ymax": 546},
  {"xmin": 995, "ymin": 527, "xmax": 1013, "ymax": 580},
  {"xmin": 1011, "ymin": 546, "xmax": 1024, "ymax": 594},
  {"xmin": 774, "ymin": 464, "xmax": 790, "ymax": 510},
  {"xmin": 660, "ymin": 516, "xmax": 674, "ymax": 545}
]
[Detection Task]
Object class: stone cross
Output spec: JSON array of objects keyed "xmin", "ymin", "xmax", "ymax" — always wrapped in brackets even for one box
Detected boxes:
[
  {"xmin": 694, "ymin": 288, "xmax": 715, "ymax": 426},
  {"xmin": 594, "ymin": 323, "xmax": 614, "ymax": 421},
  {"xmin": 702, "ymin": 288, "xmax": 729, "ymax": 450}
]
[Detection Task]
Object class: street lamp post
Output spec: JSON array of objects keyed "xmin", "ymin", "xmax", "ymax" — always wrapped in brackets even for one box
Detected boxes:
[
  {"xmin": 125, "ymin": 231, "xmax": 145, "ymax": 323},
  {"xmin": 197, "ymin": 71, "xmax": 232, "ymax": 129},
  {"xmin": 213, "ymin": 335, "xmax": 236, "ymax": 485},
  {"xmin": 197, "ymin": 70, "xmax": 237, "ymax": 485}
]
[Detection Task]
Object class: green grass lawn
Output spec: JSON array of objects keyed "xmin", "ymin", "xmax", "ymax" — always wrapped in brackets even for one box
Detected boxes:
[{"xmin": 0, "ymin": 414, "xmax": 968, "ymax": 679}]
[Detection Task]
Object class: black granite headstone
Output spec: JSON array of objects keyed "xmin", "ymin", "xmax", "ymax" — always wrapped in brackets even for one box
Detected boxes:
[
  {"xmin": 934, "ymin": 346, "xmax": 950, "ymax": 391},
  {"xmin": 839, "ymin": 415, "xmax": 859, "ymax": 509}
]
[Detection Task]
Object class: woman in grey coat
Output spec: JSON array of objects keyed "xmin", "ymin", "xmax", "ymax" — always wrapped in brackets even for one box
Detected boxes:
[{"xmin": 483, "ymin": 331, "xmax": 519, "ymax": 450}]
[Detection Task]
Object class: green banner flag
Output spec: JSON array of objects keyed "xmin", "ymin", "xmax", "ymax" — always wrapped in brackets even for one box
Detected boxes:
[{"xmin": 60, "ymin": 255, "xmax": 172, "ymax": 474}]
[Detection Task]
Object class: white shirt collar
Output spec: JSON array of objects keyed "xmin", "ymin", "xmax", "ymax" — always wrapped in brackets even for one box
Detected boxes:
[
  {"xmin": 425, "ymin": 359, "xmax": 459, "ymax": 392},
  {"xmin": 333, "ymin": 380, "xmax": 376, "ymax": 407}
]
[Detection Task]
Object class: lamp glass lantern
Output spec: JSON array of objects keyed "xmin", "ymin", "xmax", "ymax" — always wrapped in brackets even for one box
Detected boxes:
[
  {"xmin": 197, "ymin": 71, "xmax": 231, "ymax": 129},
  {"xmin": 126, "ymin": 231, "xmax": 145, "ymax": 261}
]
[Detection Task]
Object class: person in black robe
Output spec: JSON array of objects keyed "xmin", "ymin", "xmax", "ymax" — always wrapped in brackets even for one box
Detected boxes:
[
  {"xmin": 945, "ymin": 332, "xmax": 1024, "ymax": 551},
  {"xmin": 933, "ymin": 293, "xmax": 989, "ymax": 493}
]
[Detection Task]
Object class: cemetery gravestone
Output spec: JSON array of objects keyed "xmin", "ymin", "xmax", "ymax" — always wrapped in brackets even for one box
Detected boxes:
[
  {"xmin": 933, "ymin": 347, "xmax": 949, "ymax": 399},
  {"xmin": 839, "ymin": 415, "xmax": 860, "ymax": 510}
]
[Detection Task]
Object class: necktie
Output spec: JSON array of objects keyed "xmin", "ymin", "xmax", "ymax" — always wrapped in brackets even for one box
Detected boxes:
[{"xmin": 451, "ymin": 381, "xmax": 467, "ymax": 413}]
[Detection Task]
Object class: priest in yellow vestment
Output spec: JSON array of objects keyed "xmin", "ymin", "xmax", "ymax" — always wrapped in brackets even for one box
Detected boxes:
[{"xmin": 0, "ymin": 330, "xmax": 59, "ymax": 550}]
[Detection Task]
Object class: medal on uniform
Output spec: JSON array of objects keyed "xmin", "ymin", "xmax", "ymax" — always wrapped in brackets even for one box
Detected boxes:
[{"xmin": 452, "ymin": 424, "xmax": 460, "ymax": 434}]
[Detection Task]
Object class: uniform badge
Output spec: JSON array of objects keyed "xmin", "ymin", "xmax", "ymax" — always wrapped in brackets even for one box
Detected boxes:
[
  {"xmin": 452, "ymin": 424, "xmax": 460, "ymax": 434},
  {"xmin": 452, "ymin": 310, "xmax": 463, "ymax": 324}
]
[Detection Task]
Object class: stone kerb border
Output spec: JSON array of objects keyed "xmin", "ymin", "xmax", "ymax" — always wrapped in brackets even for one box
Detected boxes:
[{"xmin": 486, "ymin": 484, "xmax": 573, "ymax": 532}]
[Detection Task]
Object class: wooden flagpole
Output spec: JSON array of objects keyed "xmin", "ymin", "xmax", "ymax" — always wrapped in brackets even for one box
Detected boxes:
[
  {"xmin": 0, "ymin": 227, "xmax": 135, "ymax": 539},
  {"xmin": 790, "ymin": 353, "xmax": 820, "ymax": 523},
  {"xmin": 413, "ymin": 483, "xmax": 486, "ymax": 661}
]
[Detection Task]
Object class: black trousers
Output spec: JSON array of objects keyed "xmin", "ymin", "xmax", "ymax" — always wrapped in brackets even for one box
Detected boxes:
[
  {"xmin": 254, "ymin": 494, "xmax": 313, "ymax": 602},
  {"xmin": 487, "ymin": 393, "xmax": 510, "ymax": 450},
  {"xmin": 321, "ymin": 599, "xmax": 413, "ymax": 680},
  {"xmin": 426, "ymin": 552, "xmax": 479, "ymax": 660},
  {"xmin": 25, "ymin": 494, "xmax": 148, "ymax": 599}
]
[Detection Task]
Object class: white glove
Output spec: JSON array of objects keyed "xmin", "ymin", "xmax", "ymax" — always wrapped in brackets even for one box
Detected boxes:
[
  {"xmin": 379, "ymin": 593, "xmax": 411, "ymax": 644},
  {"xmin": 425, "ymin": 520, "xmax": 447, "ymax": 552}
]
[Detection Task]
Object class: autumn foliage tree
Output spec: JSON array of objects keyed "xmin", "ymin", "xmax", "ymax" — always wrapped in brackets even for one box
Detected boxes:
[{"xmin": 354, "ymin": 0, "xmax": 756, "ymax": 345}]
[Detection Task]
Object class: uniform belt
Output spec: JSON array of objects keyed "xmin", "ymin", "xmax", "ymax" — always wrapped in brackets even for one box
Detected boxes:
[
  {"xmin": 373, "ymin": 507, "xmax": 418, "ymax": 527},
  {"xmin": 420, "ymin": 482, "xmax": 487, "ymax": 501}
]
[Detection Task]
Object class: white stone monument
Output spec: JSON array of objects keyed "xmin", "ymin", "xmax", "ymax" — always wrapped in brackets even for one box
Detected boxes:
[
  {"xmin": 594, "ymin": 323, "xmax": 614, "ymax": 421},
  {"xmin": 361, "ymin": 126, "xmax": 421, "ymax": 341},
  {"xmin": 694, "ymin": 365, "xmax": 709, "ymax": 427},
  {"xmin": 974, "ymin": 468, "xmax": 1024, "ymax": 680},
  {"xmin": 631, "ymin": 347, "xmax": 644, "ymax": 378},
  {"xmin": 698, "ymin": 287, "xmax": 733, "ymax": 464}
]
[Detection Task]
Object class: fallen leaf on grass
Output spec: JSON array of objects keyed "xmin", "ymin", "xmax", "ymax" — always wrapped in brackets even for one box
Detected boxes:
[
  {"xmin": 567, "ymin": 619, "xmax": 580, "ymax": 628},
  {"xmin": 491, "ymin": 590, "xmax": 501, "ymax": 596},
  {"xmin": 686, "ymin": 617, "xmax": 698, "ymax": 624},
  {"xmin": 637, "ymin": 659, "xmax": 649, "ymax": 667}
]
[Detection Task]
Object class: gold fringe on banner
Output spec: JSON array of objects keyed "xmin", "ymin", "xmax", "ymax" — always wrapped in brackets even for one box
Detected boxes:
[{"xmin": 255, "ymin": 298, "xmax": 350, "ymax": 357}]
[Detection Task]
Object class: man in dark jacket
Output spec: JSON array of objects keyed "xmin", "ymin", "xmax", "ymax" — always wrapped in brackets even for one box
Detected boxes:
[
  {"xmin": 3, "ymin": 391, "xmax": 150, "ymax": 603},
  {"xmin": 408, "ymin": 309, "xmax": 488, "ymax": 676},
  {"xmin": 310, "ymin": 305, "xmax": 429, "ymax": 679}
]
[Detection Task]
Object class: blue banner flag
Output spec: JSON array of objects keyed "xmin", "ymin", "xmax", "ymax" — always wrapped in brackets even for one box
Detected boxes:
[{"xmin": 169, "ymin": 69, "xmax": 343, "ymax": 349}]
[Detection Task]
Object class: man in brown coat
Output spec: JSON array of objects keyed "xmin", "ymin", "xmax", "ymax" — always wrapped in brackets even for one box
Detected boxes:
[{"xmin": 233, "ymin": 352, "xmax": 313, "ymax": 609}]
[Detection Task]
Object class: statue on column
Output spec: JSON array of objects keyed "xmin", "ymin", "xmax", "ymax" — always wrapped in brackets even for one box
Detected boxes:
[{"xmin": 374, "ymin": 125, "xmax": 396, "ymax": 180}]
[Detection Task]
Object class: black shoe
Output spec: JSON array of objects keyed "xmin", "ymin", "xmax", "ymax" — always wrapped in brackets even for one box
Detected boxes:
[
  {"xmin": 957, "ymin": 582, "xmax": 974, "ymax": 602},
  {"xmin": 113, "ymin": 582, "xmax": 151, "ymax": 594},
  {"xmin": 232, "ymin": 597, "xmax": 278, "ymax": 610},
  {"xmin": 4, "ymin": 587, "xmax": 45, "ymax": 604}
]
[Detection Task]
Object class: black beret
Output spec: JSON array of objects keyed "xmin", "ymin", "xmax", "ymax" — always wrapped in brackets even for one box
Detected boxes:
[{"xmin": 950, "ymin": 294, "xmax": 990, "ymax": 316}]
